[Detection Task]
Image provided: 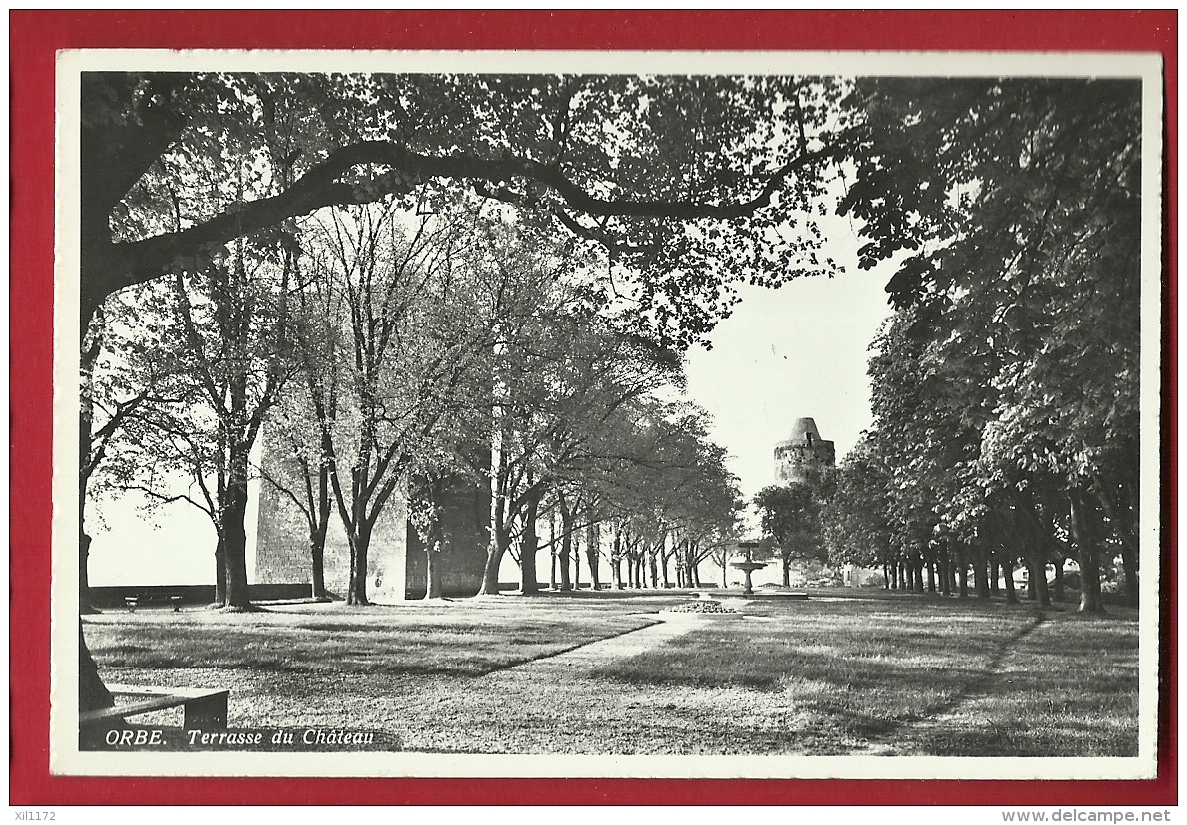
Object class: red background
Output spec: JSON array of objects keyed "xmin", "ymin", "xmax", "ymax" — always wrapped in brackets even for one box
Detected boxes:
[{"xmin": 9, "ymin": 9, "xmax": 1177, "ymax": 806}]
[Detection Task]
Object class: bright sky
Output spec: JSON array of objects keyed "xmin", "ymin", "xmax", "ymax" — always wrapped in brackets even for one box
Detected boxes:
[{"xmin": 684, "ymin": 218, "xmax": 895, "ymax": 506}]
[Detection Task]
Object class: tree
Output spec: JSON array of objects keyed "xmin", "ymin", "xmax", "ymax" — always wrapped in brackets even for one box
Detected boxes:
[
  {"xmin": 822, "ymin": 434, "xmax": 894, "ymax": 577},
  {"xmin": 294, "ymin": 200, "xmax": 504, "ymax": 605},
  {"xmin": 838, "ymin": 77, "xmax": 1143, "ymax": 613},
  {"xmin": 754, "ymin": 483, "xmax": 826, "ymax": 587},
  {"xmin": 479, "ymin": 307, "xmax": 683, "ymax": 595},
  {"xmin": 255, "ymin": 381, "xmax": 337, "ymax": 602},
  {"xmin": 108, "ymin": 241, "xmax": 294, "ymax": 610},
  {"xmin": 80, "ymin": 286, "xmax": 183, "ymax": 612},
  {"xmin": 80, "ymin": 73, "xmax": 848, "ymax": 344},
  {"xmin": 77, "ymin": 70, "xmax": 851, "ymax": 709}
]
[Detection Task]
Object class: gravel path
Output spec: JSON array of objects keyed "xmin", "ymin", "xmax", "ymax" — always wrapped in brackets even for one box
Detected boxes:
[{"xmin": 497, "ymin": 616, "xmax": 698, "ymax": 671}]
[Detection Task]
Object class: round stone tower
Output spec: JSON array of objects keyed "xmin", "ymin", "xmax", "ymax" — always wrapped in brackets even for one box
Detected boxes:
[{"xmin": 774, "ymin": 417, "xmax": 835, "ymax": 484}]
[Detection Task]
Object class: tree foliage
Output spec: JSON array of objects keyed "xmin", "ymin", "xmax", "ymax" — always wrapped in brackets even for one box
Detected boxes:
[
  {"xmin": 81, "ymin": 71, "xmax": 849, "ymax": 349},
  {"xmin": 833, "ymin": 77, "xmax": 1144, "ymax": 610}
]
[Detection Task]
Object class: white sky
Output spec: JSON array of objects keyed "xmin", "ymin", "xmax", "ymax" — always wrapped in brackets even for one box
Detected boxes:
[{"xmin": 684, "ymin": 222, "xmax": 895, "ymax": 506}]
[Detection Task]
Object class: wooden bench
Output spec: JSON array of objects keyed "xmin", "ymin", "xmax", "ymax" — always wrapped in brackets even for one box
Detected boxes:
[
  {"xmin": 79, "ymin": 684, "xmax": 229, "ymax": 729},
  {"xmin": 123, "ymin": 594, "xmax": 185, "ymax": 612}
]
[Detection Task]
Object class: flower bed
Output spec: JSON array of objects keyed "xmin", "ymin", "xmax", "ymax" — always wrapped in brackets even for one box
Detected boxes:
[{"xmin": 661, "ymin": 600, "xmax": 742, "ymax": 618}]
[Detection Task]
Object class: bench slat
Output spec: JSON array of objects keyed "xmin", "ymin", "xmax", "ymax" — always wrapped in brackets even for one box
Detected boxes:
[
  {"xmin": 106, "ymin": 684, "xmax": 226, "ymax": 700},
  {"xmin": 81, "ymin": 696, "xmax": 188, "ymax": 722},
  {"xmin": 80, "ymin": 685, "xmax": 229, "ymax": 728}
]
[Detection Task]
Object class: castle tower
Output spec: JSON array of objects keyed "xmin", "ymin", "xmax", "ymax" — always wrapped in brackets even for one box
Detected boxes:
[{"xmin": 774, "ymin": 417, "xmax": 835, "ymax": 484}]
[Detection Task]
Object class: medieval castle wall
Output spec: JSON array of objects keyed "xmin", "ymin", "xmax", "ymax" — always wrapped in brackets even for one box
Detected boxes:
[{"xmin": 252, "ymin": 434, "xmax": 490, "ymax": 601}]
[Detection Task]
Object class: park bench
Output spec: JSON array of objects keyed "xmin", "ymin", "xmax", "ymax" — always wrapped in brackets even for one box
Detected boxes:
[
  {"xmin": 79, "ymin": 684, "xmax": 229, "ymax": 730},
  {"xmin": 123, "ymin": 594, "xmax": 185, "ymax": 612}
]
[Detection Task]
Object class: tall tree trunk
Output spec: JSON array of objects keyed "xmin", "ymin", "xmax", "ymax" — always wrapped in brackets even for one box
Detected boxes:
[
  {"xmin": 1119, "ymin": 543, "xmax": 1139, "ymax": 607},
  {"xmin": 424, "ymin": 485, "xmax": 445, "ymax": 600},
  {"xmin": 79, "ymin": 619, "xmax": 114, "ymax": 712},
  {"xmin": 1001, "ymin": 557, "xmax": 1018, "ymax": 604},
  {"xmin": 212, "ymin": 533, "xmax": 227, "ymax": 607},
  {"xmin": 958, "ymin": 549, "xmax": 969, "ymax": 598},
  {"xmin": 938, "ymin": 551, "xmax": 951, "ymax": 597},
  {"xmin": 79, "ymin": 307, "xmax": 105, "ymax": 616},
  {"xmin": 782, "ymin": 555, "xmax": 791, "ymax": 588},
  {"xmin": 425, "ymin": 542, "xmax": 442, "ymax": 600},
  {"xmin": 927, "ymin": 560, "xmax": 937, "ymax": 594},
  {"xmin": 573, "ymin": 530, "xmax": 582, "ymax": 590},
  {"xmin": 549, "ymin": 513, "xmax": 558, "ymax": 591},
  {"xmin": 311, "ymin": 465, "xmax": 331, "ymax": 600},
  {"xmin": 585, "ymin": 522, "xmax": 601, "ymax": 590},
  {"xmin": 558, "ymin": 501, "xmax": 573, "ymax": 592},
  {"xmin": 221, "ymin": 480, "xmax": 255, "ymax": 611},
  {"xmin": 612, "ymin": 525, "xmax": 624, "ymax": 589},
  {"xmin": 1052, "ymin": 557, "xmax": 1066, "ymax": 602},
  {"xmin": 478, "ymin": 490, "xmax": 510, "ymax": 595},
  {"xmin": 989, "ymin": 559, "xmax": 1001, "ymax": 595},
  {"xmin": 346, "ymin": 521, "xmax": 373, "ymax": 605},
  {"xmin": 478, "ymin": 520, "xmax": 511, "ymax": 596},
  {"xmin": 310, "ymin": 525, "xmax": 329, "ymax": 601},
  {"xmin": 520, "ymin": 492, "xmax": 541, "ymax": 594},
  {"xmin": 973, "ymin": 547, "xmax": 991, "ymax": 599},
  {"xmin": 1035, "ymin": 559, "xmax": 1051, "ymax": 608},
  {"xmin": 1069, "ymin": 490, "xmax": 1106, "ymax": 614},
  {"xmin": 79, "ymin": 533, "xmax": 98, "ymax": 615}
]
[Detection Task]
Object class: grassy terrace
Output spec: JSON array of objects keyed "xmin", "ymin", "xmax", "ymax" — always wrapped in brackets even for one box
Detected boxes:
[
  {"xmin": 88, "ymin": 596, "xmax": 663, "ymax": 677},
  {"xmin": 592, "ymin": 595, "xmax": 1139, "ymax": 755},
  {"xmin": 83, "ymin": 589, "xmax": 1140, "ymax": 755}
]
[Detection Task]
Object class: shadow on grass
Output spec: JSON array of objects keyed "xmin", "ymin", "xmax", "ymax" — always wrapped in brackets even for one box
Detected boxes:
[{"xmin": 591, "ymin": 599, "xmax": 1138, "ymax": 755}]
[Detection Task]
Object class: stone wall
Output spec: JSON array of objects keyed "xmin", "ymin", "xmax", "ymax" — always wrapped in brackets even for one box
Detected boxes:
[
  {"xmin": 401, "ymin": 469, "xmax": 492, "ymax": 599},
  {"xmin": 253, "ymin": 437, "xmax": 490, "ymax": 602},
  {"xmin": 252, "ymin": 457, "xmax": 409, "ymax": 600}
]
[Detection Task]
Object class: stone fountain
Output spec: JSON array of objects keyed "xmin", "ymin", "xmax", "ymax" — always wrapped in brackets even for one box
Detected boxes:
[{"xmin": 731, "ymin": 540, "xmax": 767, "ymax": 596}]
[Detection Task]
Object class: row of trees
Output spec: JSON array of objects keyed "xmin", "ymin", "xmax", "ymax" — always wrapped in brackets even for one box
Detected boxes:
[
  {"xmin": 754, "ymin": 78, "xmax": 1144, "ymax": 614},
  {"xmin": 86, "ymin": 193, "xmax": 747, "ymax": 606},
  {"xmin": 81, "ymin": 70, "xmax": 846, "ymax": 710}
]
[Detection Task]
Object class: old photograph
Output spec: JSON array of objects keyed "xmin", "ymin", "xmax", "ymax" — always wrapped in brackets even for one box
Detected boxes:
[{"xmin": 51, "ymin": 49, "xmax": 1163, "ymax": 779}]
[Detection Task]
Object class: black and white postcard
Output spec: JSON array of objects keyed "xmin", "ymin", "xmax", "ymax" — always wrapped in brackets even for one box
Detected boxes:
[{"xmin": 51, "ymin": 48, "xmax": 1164, "ymax": 780}]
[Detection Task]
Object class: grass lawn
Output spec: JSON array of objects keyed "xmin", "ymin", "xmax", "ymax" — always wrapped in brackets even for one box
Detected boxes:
[
  {"xmin": 593, "ymin": 593, "xmax": 1139, "ymax": 755},
  {"xmin": 88, "ymin": 596, "xmax": 662, "ymax": 677},
  {"xmin": 83, "ymin": 589, "xmax": 1140, "ymax": 756}
]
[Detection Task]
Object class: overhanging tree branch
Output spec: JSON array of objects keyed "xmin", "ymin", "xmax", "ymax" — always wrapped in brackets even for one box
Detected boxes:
[{"xmin": 88, "ymin": 140, "xmax": 832, "ymax": 316}]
